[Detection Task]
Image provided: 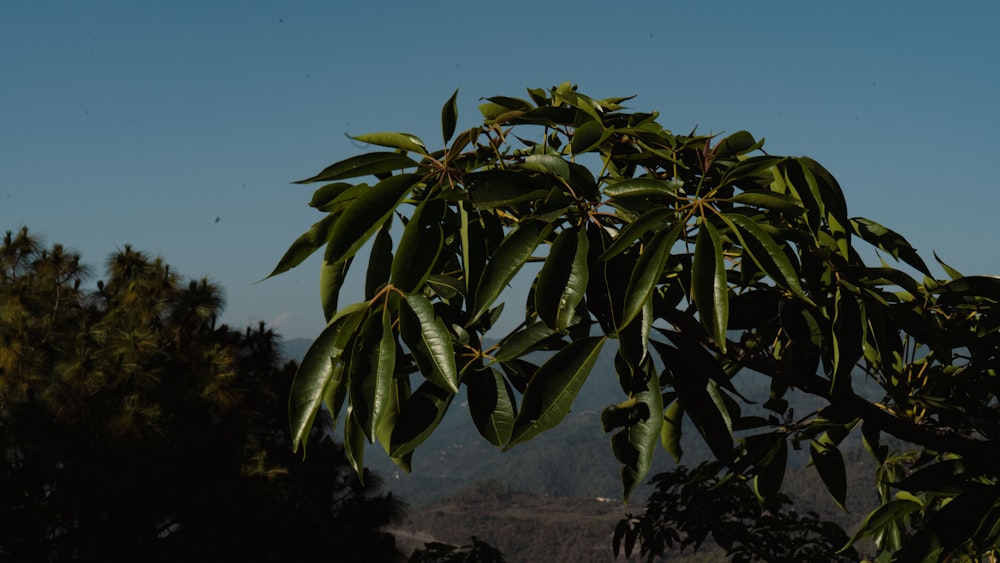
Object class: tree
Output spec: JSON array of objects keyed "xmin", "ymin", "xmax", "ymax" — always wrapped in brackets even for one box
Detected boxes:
[
  {"xmin": 273, "ymin": 84, "xmax": 1000, "ymax": 561},
  {"xmin": 0, "ymin": 228, "xmax": 403, "ymax": 561}
]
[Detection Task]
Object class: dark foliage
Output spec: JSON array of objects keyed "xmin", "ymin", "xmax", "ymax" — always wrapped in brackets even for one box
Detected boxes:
[
  {"xmin": 0, "ymin": 228, "xmax": 403, "ymax": 561},
  {"xmin": 409, "ymin": 536, "xmax": 506, "ymax": 563},
  {"xmin": 614, "ymin": 463, "xmax": 858, "ymax": 563}
]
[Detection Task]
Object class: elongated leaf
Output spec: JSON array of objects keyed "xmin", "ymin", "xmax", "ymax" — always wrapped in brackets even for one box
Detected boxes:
[
  {"xmin": 535, "ymin": 227, "xmax": 589, "ymax": 331},
  {"xmin": 604, "ymin": 177, "xmax": 682, "ymax": 199},
  {"xmin": 832, "ymin": 286, "xmax": 863, "ymax": 394},
  {"xmin": 376, "ymin": 360, "xmax": 409, "ymax": 455},
  {"xmin": 521, "ymin": 154, "xmax": 570, "ymax": 179},
  {"xmin": 471, "ymin": 221, "xmax": 552, "ymax": 324},
  {"xmin": 652, "ymin": 338, "xmax": 733, "ymax": 463},
  {"xmin": 894, "ymin": 487, "xmax": 1000, "ymax": 562},
  {"xmin": 319, "ymin": 257, "xmax": 351, "ymax": 322},
  {"xmin": 810, "ymin": 436, "xmax": 847, "ymax": 511},
  {"xmin": 466, "ymin": 366, "xmax": 517, "ymax": 447},
  {"xmin": 295, "ymin": 152, "xmax": 417, "ymax": 184},
  {"xmin": 620, "ymin": 222, "xmax": 684, "ymax": 330},
  {"xmin": 389, "ymin": 380, "xmax": 454, "ymax": 458},
  {"xmin": 289, "ymin": 317, "xmax": 345, "ymax": 453},
  {"xmin": 441, "ymin": 89, "xmax": 459, "ymax": 144},
  {"xmin": 493, "ymin": 321, "xmax": 559, "ymax": 362},
  {"xmin": 308, "ymin": 182, "xmax": 354, "ymax": 209},
  {"xmin": 344, "ymin": 407, "xmax": 366, "ymax": 482},
  {"xmin": 402, "ymin": 293, "xmax": 459, "ymax": 393},
  {"xmin": 390, "ymin": 199, "xmax": 445, "ymax": 293},
  {"xmin": 661, "ymin": 399, "xmax": 684, "ymax": 462},
  {"xmin": 722, "ymin": 212, "xmax": 811, "ymax": 305},
  {"xmin": 266, "ymin": 214, "xmax": 336, "ymax": 279},
  {"xmin": 754, "ymin": 437, "xmax": 788, "ymax": 503},
  {"xmin": 692, "ymin": 220, "xmax": 729, "ymax": 353},
  {"xmin": 844, "ymin": 498, "xmax": 921, "ymax": 552},
  {"xmin": 597, "ymin": 208, "xmax": 675, "ymax": 263},
  {"xmin": 350, "ymin": 131, "xmax": 427, "ymax": 154},
  {"xmin": 610, "ymin": 361, "xmax": 663, "ymax": 500},
  {"xmin": 852, "ymin": 217, "xmax": 932, "ymax": 276},
  {"xmin": 465, "ymin": 170, "xmax": 548, "ymax": 210},
  {"xmin": 324, "ymin": 174, "xmax": 418, "ymax": 265},
  {"xmin": 802, "ymin": 157, "xmax": 850, "ymax": 259},
  {"xmin": 365, "ymin": 221, "xmax": 393, "ymax": 300},
  {"xmin": 505, "ymin": 336, "xmax": 606, "ymax": 449},
  {"xmin": 570, "ymin": 119, "xmax": 609, "ymax": 154},
  {"xmin": 731, "ymin": 190, "xmax": 805, "ymax": 213},
  {"xmin": 348, "ymin": 307, "xmax": 396, "ymax": 441}
]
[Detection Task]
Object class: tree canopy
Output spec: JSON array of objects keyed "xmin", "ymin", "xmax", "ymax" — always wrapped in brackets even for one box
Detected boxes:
[
  {"xmin": 0, "ymin": 228, "xmax": 403, "ymax": 561},
  {"xmin": 274, "ymin": 84, "xmax": 1000, "ymax": 561}
]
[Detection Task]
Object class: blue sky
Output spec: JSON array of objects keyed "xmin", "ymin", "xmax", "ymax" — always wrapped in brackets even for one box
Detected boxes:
[{"xmin": 3, "ymin": 1, "xmax": 998, "ymax": 340}]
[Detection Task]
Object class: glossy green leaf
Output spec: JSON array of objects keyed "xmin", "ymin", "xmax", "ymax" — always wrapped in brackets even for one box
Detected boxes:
[
  {"xmin": 730, "ymin": 190, "xmax": 805, "ymax": 213},
  {"xmin": 400, "ymin": 293, "xmax": 459, "ymax": 394},
  {"xmin": 609, "ymin": 362, "xmax": 663, "ymax": 500},
  {"xmin": 324, "ymin": 174, "xmax": 418, "ymax": 266},
  {"xmin": 471, "ymin": 221, "xmax": 552, "ymax": 325},
  {"xmin": 894, "ymin": 487, "xmax": 1000, "ymax": 562},
  {"xmin": 466, "ymin": 366, "xmax": 517, "ymax": 447},
  {"xmin": 535, "ymin": 227, "xmax": 589, "ymax": 331},
  {"xmin": 505, "ymin": 336, "xmax": 606, "ymax": 449},
  {"xmin": 722, "ymin": 212, "xmax": 811, "ymax": 305},
  {"xmin": 441, "ymin": 89, "xmax": 459, "ymax": 144},
  {"xmin": 350, "ymin": 132, "xmax": 428, "ymax": 155},
  {"xmin": 464, "ymin": 169, "xmax": 549, "ymax": 210},
  {"xmin": 852, "ymin": 217, "xmax": 932, "ymax": 276},
  {"xmin": 308, "ymin": 182, "xmax": 354, "ymax": 210},
  {"xmin": 389, "ymin": 380, "xmax": 454, "ymax": 458},
  {"xmin": 266, "ymin": 214, "xmax": 336, "ymax": 279},
  {"xmin": 620, "ymin": 222, "xmax": 683, "ymax": 330},
  {"xmin": 845, "ymin": 498, "xmax": 922, "ymax": 551},
  {"xmin": 597, "ymin": 208, "xmax": 675, "ymax": 263},
  {"xmin": 493, "ymin": 321, "xmax": 559, "ymax": 362},
  {"xmin": 365, "ymin": 221, "xmax": 393, "ymax": 300},
  {"xmin": 390, "ymin": 199, "xmax": 445, "ymax": 293},
  {"xmin": 810, "ymin": 437, "xmax": 847, "ymax": 511},
  {"xmin": 375, "ymin": 361, "xmax": 409, "ymax": 455},
  {"xmin": 754, "ymin": 437, "xmax": 788, "ymax": 503},
  {"xmin": 692, "ymin": 220, "xmax": 729, "ymax": 353},
  {"xmin": 570, "ymin": 119, "xmax": 609, "ymax": 154},
  {"xmin": 289, "ymin": 317, "xmax": 346, "ymax": 453},
  {"xmin": 319, "ymin": 257, "xmax": 351, "ymax": 322},
  {"xmin": 521, "ymin": 154, "xmax": 570, "ymax": 179},
  {"xmin": 604, "ymin": 177, "xmax": 682, "ymax": 199},
  {"xmin": 348, "ymin": 307, "xmax": 396, "ymax": 441},
  {"xmin": 295, "ymin": 152, "xmax": 418, "ymax": 184},
  {"xmin": 344, "ymin": 407, "xmax": 366, "ymax": 482},
  {"xmin": 661, "ymin": 399, "xmax": 684, "ymax": 462}
]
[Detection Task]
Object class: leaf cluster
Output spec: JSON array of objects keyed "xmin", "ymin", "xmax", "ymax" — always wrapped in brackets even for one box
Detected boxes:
[{"xmin": 275, "ymin": 84, "xmax": 1000, "ymax": 561}]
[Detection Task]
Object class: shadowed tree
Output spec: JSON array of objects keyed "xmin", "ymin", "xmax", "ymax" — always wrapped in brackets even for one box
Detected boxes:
[{"xmin": 0, "ymin": 228, "xmax": 403, "ymax": 561}]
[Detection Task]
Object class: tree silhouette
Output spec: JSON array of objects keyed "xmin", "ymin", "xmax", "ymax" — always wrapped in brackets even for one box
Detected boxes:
[{"xmin": 0, "ymin": 227, "xmax": 403, "ymax": 561}]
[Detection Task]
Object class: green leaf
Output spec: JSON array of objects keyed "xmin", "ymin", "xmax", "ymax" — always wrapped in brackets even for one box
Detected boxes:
[
  {"xmin": 604, "ymin": 177, "xmax": 682, "ymax": 199},
  {"xmin": 619, "ymin": 222, "xmax": 684, "ymax": 330},
  {"xmin": 441, "ymin": 89, "xmax": 459, "ymax": 144},
  {"xmin": 319, "ymin": 257, "xmax": 351, "ymax": 322},
  {"xmin": 894, "ymin": 487, "xmax": 1000, "ymax": 562},
  {"xmin": 934, "ymin": 251, "xmax": 963, "ymax": 280},
  {"xmin": 832, "ymin": 286, "xmax": 863, "ymax": 394},
  {"xmin": 730, "ymin": 191, "xmax": 805, "ymax": 213},
  {"xmin": 597, "ymin": 208, "xmax": 675, "ymax": 263},
  {"xmin": 365, "ymin": 221, "xmax": 393, "ymax": 300},
  {"xmin": 609, "ymin": 361, "xmax": 664, "ymax": 500},
  {"xmin": 721, "ymin": 213, "xmax": 811, "ymax": 305},
  {"xmin": 266, "ymin": 214, "xmax": 336, "ymax": 279},
  {"xmin": 471, "ymin": 220, "xmax": 552, "ymax": 325},
  {"xmin": 810, "ymin": 437, "xmax": 847, "ymax": 511},
  {"xmin": 400, "ymin": 293, "xmax": 459, "ymax": 394},
  {"xmin": 570, "ymin": 119, "xmax": 609, "ymax": 154},
  {"xmin": 464, "ymin": 170, "xmax": 549, "ymax": 210},
  {"xmin": 754, "ymin": 437, "xmax": 788, "ymax": 503},
  {"xmin": 852, "ymin": 217, "xmax": 932, "ymax": 276},
  {"xmin": 535, "ymin": 227, "xmax": 589, "ymax": 331},
  {"xmin": 389, "ymin": 380, "xmax": 454, "ymax": 458},
  {"xmin": 348, "ymin": 307, "xmax": 397, "ymax": 441},
  {"xmin": 661, "ymin": 399, "xmax": 684, "ymax": 462},
  {"xmin": 344, "ymin": 407, "xmax": 366, "ymax": 482},
  {"xmin": 295, "ymin": 152, "xmax": 418, "ymax": 183},
  {"xmin": 505, "ymin": 336, "xmax": 606, "ymax": 449},
  {"xmin": 324, "ymin": 174, "xmax": 419, "ymax": 266},
  {"xmin": 390, "ymin": 199, "xmax": 445, "ymax": 293},
  {"xmin": 521, "ymin": 154, "xmax": 570, "ymax": 179},
  {"xmin": 493, "ymin": 321, "xmax": 559, "ymax": 362},
  {"xmin": 845, "ymin": 498, "xmax": 922, "ymax": 551},
  {"xmin": 308, "ymin": 182, "xmax": 354, "ymax": 210},
  {"xmin": 289, "ymin": 317, "xmax": 345, "ymax": 453},
  {"xmin": 466, "ymin": 366, "xmax": 517, "ymax": 447},
  {"xmin": 692, "ymin": 220, "xmax": 729, "ymax": 353},
  {"xmin": 350, "ymin": 132, "xmax": 428, "ymax": 154}
]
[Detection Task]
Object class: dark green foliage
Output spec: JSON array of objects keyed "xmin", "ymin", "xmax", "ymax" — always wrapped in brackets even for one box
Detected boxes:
[
  {"xmin": 274, "ymin": 84, "xmax": 1000, "ymax": 561},
  {"xmin": 0, "ymin": 228, "xmax": 403, "ymax": 561},
  {"xmin": 409, "ymin": 536, "xmax": 506, "ymax": 563},
  {"xmin": 614, "ymin": 463, "xmax": 858, "ymax": 563}
]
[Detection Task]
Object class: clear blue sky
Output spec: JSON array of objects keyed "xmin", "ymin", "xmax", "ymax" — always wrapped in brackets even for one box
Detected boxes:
[{"xmin": 3, "ymin": 1, "xmax": 998, "ymax": 340}]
